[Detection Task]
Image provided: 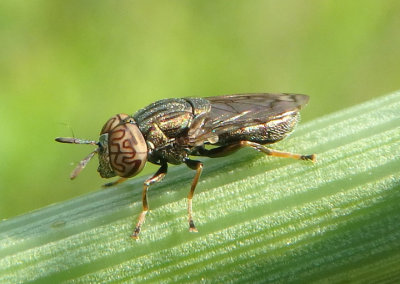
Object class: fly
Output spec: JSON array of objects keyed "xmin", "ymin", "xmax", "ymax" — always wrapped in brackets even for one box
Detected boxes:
[{"xmin": 56, "ymin": 93, "xmax": 316, "ymax": 239}]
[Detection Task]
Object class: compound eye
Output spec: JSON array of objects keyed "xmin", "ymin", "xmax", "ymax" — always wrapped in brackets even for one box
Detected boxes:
[
  {"xmin": 100, "ymin": 113, "xmax": 130, "ymax": 135},
  {"xmin": 108, "ymin": 122, "xmax": 147, "ymax": 178}
]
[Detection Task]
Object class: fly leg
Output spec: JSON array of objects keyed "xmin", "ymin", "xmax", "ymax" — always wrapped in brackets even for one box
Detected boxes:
[
  {"xmin": 103, "ymin": 177, "xmax": 128, "ymax": 187},
  {"xmin": 199, "ymin": 141, "xmax": 316, "ymax": 162},
  {"xmin": 132, "ymin": 163, "xmax": 168, "ymax": 239},
  {"xmin": 184, "ymin": 159, "xmax": 203, "ymax": 233}
]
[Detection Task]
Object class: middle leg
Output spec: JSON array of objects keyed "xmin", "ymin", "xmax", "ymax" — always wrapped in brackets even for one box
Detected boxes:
[{"xmin": 184, "ymin": 158, "xmax": 203, "ymax": 233}]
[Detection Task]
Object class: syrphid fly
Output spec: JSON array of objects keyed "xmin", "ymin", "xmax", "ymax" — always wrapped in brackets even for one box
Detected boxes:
[{"xmin": 56, "ymin": 93, "xmax": 316, "ymax": 238}]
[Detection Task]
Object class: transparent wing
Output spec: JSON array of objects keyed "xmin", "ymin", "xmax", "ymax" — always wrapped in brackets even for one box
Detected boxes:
[{"xmin": 189, "ymin": 93, "xmax": 309, "ymax": 145}]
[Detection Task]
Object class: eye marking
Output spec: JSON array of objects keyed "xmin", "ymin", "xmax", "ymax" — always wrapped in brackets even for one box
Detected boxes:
[
  {"xmin": 108, "ymin": 124, "xmax": 147, "ymax": 177},
  {"xmin": 100, "ymin": 113, "xmax": 130, "ymax": 134}
]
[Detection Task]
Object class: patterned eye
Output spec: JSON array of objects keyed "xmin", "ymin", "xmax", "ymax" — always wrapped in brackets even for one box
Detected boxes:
[
  {"xmin": 107, "ymin": 119, "xmax": 148, "ymax": 178},
  {"xmin": 100, "ymin": 113, "xmax": 130, "ymax": 135}
]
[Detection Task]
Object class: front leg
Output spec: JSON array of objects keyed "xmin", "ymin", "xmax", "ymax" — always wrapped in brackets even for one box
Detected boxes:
[
  {"xmin": 103, "ymin": 177, "xmax": 128, "ymax": 187},
  {"xmin": 131, "ymin": 163, "xmax": 168, "ymax": 239}
]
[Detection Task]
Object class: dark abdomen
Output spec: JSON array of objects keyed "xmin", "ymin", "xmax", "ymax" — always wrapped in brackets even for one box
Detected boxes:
[{"xmin": 217, "ymin": 112, "xmax": 300, "ymax": 145}]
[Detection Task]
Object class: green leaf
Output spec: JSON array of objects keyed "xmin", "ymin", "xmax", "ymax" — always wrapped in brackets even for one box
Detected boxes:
[{"xmin": 1, "ymin": 91, "xmax": 400, "ymax": 283}]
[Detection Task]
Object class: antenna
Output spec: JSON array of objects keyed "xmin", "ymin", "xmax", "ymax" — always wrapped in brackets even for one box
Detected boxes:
[
  {"xmin": 70, "ymin": 149, "xmax": 98, "ymax": 179},
  {"xmin": 55, "ymin": 137, "xmax": 99, "ymax": 179},
  {"xmin": 55, "ymin": 137, "xmax": 98, "ymax": 145}
]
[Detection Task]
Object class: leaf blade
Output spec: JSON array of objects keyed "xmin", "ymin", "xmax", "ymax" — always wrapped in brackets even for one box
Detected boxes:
[{"xmin": 1, "ymin": 91, "xmax": 400, "ymax": 283}]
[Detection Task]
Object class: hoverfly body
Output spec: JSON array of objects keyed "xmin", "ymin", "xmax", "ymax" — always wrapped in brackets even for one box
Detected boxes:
[{"xmin": 56, "ymin": 93, "xmax": 316, "ymax": 239}]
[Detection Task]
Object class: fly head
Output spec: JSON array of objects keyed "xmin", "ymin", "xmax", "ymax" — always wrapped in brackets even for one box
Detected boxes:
[
  {"xmin": 55, "ymin": 113, "xmax": 148, "ymax": 180},
  {"xmin": 98, "ymin": 114, "xmax": 148, "ymax": 178}
]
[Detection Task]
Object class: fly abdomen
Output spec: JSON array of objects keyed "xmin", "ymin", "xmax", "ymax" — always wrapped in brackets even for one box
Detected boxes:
[{"xmin": 217, "ymin": 111, "xmax": 300, "ymax": 145}]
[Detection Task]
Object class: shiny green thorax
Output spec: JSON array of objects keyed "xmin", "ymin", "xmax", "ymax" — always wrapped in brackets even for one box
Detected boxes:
[
  {"xmin": 132, "ymin": 97, "xmax": 211, "ymax": 165},
  {"xmin": 133, "ymin": 97, "xmax": 210, "ymax": 142}
]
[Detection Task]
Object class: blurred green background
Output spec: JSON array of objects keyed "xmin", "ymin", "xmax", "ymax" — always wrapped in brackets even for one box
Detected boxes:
[{"xmin": 1, "ymin": 1, "xmax": 399, "ymax": 220}]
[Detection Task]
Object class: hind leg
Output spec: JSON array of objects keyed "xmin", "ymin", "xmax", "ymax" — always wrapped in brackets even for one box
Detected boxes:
[{"xmin": 198, "ymin": 141, "xmax": 316, "ymax": 162}]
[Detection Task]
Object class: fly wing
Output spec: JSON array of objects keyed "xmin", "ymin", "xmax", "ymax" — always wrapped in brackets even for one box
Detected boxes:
[{"xmin": 189, "ymin": 93, "xmax": 308, "ymax": 145}]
